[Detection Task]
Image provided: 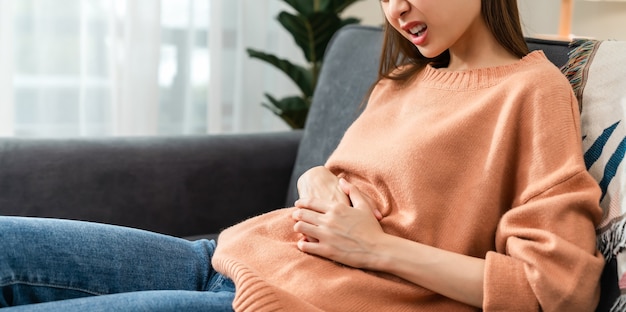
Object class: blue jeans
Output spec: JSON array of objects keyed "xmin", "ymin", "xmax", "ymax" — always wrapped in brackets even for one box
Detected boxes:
[{"xmin": 0, "ymin": 216, "xmax": 234, "ymax": 311}]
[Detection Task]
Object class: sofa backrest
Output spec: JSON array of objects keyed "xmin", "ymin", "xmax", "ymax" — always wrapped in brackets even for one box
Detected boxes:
[{"xmin": 285, "ymin": 25, "xmax": 574, "ymax": 204}]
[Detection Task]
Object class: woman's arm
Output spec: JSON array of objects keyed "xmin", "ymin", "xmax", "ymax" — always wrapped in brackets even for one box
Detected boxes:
[
  {"xmin": 292, "ymin": 178, "xmax": 484, "ymax": 308},
  {"xmin": 372, "ymin": 230, "xmax": 485, "ymax": 308},
  {"xmin": 294, "ymin": 175, "xmax": 603, "ymax": 311}
]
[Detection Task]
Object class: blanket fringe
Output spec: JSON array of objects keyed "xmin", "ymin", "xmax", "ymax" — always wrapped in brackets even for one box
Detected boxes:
[
  {"xmin": 597, "ymin": 216, "xmax": 626, "ymax": 262},
  {"xmin": 560, "ymin": 38, "xmax": 601, "ymax": 112},
  {"xmin": 610, "ymin": 294, "xmax": 626, "ymax": 312}
]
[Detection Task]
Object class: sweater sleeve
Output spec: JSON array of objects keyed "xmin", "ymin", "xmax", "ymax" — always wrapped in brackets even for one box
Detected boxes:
[{"xmin": 483, "ymin": 73, "xmax": 605, "ymax": 311}]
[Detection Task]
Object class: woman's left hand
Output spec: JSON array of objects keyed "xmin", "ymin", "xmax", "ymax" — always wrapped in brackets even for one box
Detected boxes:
[{"xmin": 292, "ymin": 178, "xmax": 386, "ymax": 269}]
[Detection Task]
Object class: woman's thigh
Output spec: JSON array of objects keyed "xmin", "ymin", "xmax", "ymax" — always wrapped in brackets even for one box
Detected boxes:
[{"xmin": 0, "ymin": 216, "xmax": 221, "ymax": 306}]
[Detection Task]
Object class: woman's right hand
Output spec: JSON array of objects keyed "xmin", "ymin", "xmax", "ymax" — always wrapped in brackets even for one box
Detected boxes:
[
  {"xmin": 297, "ymin": 166, "xmax": 350, "ymax": 205},
  {"xmin": 296, "ymin": 166, "xmax": 381, "ymax": 220}
]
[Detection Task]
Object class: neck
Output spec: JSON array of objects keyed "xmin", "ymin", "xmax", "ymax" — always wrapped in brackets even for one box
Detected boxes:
[{"xmin": 446, "ymin": 19, "xmax": 520, "ymax": 71}]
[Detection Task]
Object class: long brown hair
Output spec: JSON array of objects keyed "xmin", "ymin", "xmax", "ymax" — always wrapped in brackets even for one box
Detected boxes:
[{"xmin": 377, "ymin": 0, "xmax": 529, "ymax": 84}]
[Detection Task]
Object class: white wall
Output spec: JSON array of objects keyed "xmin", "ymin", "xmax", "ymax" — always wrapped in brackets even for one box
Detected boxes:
[
  {"xmin": 343, "ymin": 0, "xmax": 382, "ymax": 27},
  {"xmin": 571, "ymin": 1, "xmax": 626, "ymax": 40},
  {"xmin": 344, "ymin": 0, "xmax": 626, "ymax": 41},
  {"xmin": 519, "ymin": 0, "xmax": 626, "ymax": 40}
]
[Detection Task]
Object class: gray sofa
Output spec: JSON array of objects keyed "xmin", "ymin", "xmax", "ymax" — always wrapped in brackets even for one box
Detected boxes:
[{"xmin": 0, "ymin": 25, "xmax": 618, "ymax": 311}]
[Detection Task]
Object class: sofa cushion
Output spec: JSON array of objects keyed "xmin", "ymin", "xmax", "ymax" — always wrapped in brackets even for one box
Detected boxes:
[{"xmin": 526, "ymin": 37, "xmax": 571, "ymax": 68}]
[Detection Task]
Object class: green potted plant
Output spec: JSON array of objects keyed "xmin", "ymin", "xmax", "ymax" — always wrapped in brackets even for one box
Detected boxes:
[{"xmin": 247, "ymin": 0, "xmax": 362, "ymax": 129}]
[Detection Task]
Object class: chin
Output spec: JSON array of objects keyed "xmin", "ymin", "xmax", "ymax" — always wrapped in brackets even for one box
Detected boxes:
[{"xmin": 416, "ymin": 47, "xmax": 446, "ymax": 60}]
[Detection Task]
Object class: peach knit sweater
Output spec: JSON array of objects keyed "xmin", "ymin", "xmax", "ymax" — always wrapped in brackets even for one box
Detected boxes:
[{"xmin": 212, "ymin": 51, "xmax": 605, "ymax": 312}]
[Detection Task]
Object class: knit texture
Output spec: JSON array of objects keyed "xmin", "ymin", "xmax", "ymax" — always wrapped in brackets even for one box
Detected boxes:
[{"xmin": 212, "ymin": 51, "xmax": 604, "ymax": 312}]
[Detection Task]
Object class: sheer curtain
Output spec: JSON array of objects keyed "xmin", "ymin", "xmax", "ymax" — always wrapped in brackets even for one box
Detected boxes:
[
  {"xmin": 0, "ymin": 0, "xmax": 15, "ymax": 136},
  {"xmin": 0, "ymin": 0, "xmax": 296, "ymax": 137}
]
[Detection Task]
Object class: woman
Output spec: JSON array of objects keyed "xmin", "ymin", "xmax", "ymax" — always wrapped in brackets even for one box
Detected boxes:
[{"xmin": 0, "ymin": 0, "xmax": 604, "ymax": 311}]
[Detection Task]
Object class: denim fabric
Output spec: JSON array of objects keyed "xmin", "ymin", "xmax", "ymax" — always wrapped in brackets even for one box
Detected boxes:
[{"xmin": 0, "ymin": 216, "xmax": 234, "ymax": 311}]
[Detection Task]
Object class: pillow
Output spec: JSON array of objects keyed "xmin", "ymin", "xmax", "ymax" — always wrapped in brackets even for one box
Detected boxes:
[{"xmin": 562, "ymin": 38, "xmax": 626, "ymax": 312}]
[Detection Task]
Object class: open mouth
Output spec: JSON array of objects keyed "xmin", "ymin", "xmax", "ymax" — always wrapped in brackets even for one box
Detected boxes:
[{"xmin": 408, "ymin": 24, "xmax": 427, "ymax": 37}]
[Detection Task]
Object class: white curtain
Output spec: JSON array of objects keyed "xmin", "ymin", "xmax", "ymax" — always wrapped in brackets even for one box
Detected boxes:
[
  {"xmin": 0, "ymin": 0, "xmax": 15, "ymax": 136},
  {"xmin": 0, "ymin": 0, "xmax": 297, "ymax": 137}
]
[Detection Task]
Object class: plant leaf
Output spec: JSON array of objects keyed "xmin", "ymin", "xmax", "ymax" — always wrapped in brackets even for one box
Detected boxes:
[
  {"xmin": 282, "ymin": 0, "xmax": 310, "ymax": 15},
  {"xmin": 282, "ymin": 0, "xmax": 313, "ymax": 15},
  {"xmin": 254, "ymin": 0, "xmax": 363, "ymax": 129},
  {"xmin": 262, "ymin": 94, "xmax": 284, "ymax": 115},
  {"xmin": 340, "ymin": 17, "xmax": 361, "ymax": 28},
  {"xmin": 262, "ymin": 94, "xmax": 310, "ymax": 129},
  {"xmin": 278, "ymin": 11, "xmax": 343, "ymax": 63},
  {"xmin": 282, "ymin": 0, "xmax": 359, "ymax": 15},
  {"xmin": 246, "ymin": 48, "xmax": 314, "ymax": 97}
]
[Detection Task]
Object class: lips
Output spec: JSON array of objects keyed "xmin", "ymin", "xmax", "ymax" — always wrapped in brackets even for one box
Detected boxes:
[
  {"xmin": 402, "ymin": 22, "xmax": 427, "ymax": 36},
  {"xmin": 401, "ymin": 22, "xmax": 428, "ymax": 45}
]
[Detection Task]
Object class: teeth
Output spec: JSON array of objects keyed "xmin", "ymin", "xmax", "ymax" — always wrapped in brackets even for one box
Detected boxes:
[{"xmin": 409, "ymin": 24, "xmax": 426, "ymax": 36}]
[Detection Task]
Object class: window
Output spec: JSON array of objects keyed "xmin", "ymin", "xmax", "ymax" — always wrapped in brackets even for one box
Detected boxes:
[{"xmin": 1, "ymin": 0, "xmax": 293, "ymax": 137}]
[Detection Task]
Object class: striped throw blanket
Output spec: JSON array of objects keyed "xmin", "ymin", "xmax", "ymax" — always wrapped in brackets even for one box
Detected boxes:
[{"xmin": 562, "ymin": 39, "xmax": 626, "ymax": 312}]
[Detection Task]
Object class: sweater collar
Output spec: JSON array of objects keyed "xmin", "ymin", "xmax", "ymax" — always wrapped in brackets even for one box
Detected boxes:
[{"xmin": 419, "ymin": 50, "xmax": 548, "ymax": 90}]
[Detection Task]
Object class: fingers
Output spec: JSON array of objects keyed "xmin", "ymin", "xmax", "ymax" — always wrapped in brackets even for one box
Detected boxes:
[
  {"xmin": 292, "ymin": 210, "xmax": 323, "ymax": 245},
  {"xmin": 294, "ymin": 198, "xmax": 328, "ymax": 214},
  {"xmin": 293, "ymin": 219, "xmax": 320, "ymax": 237},
  {"xmin": 302, "ymin": 235, "xmax": 319, "ymax": 243},
  {"xmin": 338, "ymin": 177, "xmax": 351, "ymax": 194},
  {"xmin": 296, "ymin": 237, "xmax": 325, "ymax": 255},
  {"xmin": 338, "ymin": 178, "xmax": 383, "ymax": 220},
  {"xmin": 291, "ymin": 206, "xmax": 323, "ymax": 241},
  {"xmin": 291, "ymin": 206, "xmax": 320, "ymax": 224}
]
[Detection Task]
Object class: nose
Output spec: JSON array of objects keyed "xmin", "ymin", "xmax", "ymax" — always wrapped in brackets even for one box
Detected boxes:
[{"xmin": 387, "ymin": 0, "xmax": 409, "ymax": 19}]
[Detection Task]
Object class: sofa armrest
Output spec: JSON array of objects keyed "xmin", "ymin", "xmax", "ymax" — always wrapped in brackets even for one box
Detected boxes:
[{"xmin": 0, "ymin": 131, "xmax": 302, "ymax": 237}]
